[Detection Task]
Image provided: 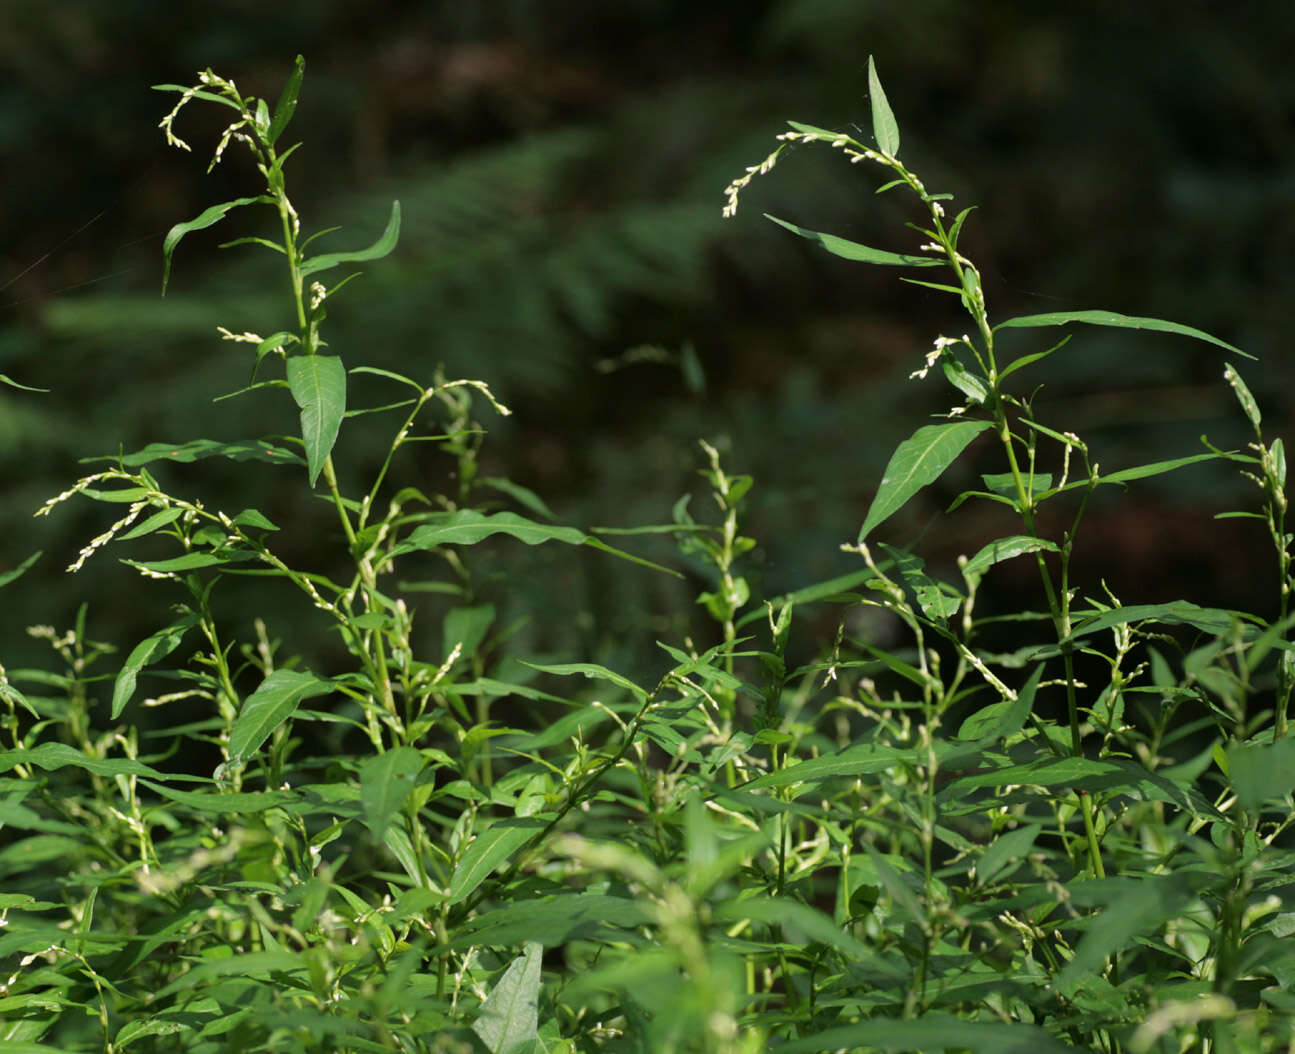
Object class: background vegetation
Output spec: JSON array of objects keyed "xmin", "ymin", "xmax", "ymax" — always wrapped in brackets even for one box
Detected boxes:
[
  {"xmin": 4, "ymin": 4, "xmax": 1295, "ymax": 1051},
  {"xmin": 3, "ymin": 2, "xmax": 1292, "ymax": 675}
]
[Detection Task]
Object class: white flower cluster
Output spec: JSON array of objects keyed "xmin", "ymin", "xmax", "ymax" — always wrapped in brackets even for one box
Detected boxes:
[
  {"xmin": 721, "ymin": 145, "xmax": 785, "ymax": 218},
  {"xmin": 910, "ymin": 334, "xmax": 970, "ymax": 381},
  {"xmin": 217, "ymin": 326, "xmax": 263, "ymax": 344}
]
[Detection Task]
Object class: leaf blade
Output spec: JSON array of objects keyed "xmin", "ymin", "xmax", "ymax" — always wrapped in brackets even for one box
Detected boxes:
[
  {"xmin": 286, "ymin": 354, "xmax": 346, "ymax": 486},
  {"xmin": 764, "ymin": 214, "xmax": 940, "ymax": 267},
  {"xmin": 867, "ymin": 55, "xmax": 900, "ymax": 157},
  {"xmin": 267, "ymin": 55, "xmax": 305, "ymax": 145},
  {"xmin": 298, "ymin": 200, "xmax": 401, "ymax": 278},
  {"xmin": 228, "ymin": 669, "xmax": 332, "ymax": 762},
  {"xmin": 472, "ymin": 942, "xmax": 543, "ymax": 1054},
  {"xmin": 359, "ymin": 747, "xmax": 424, "ymax": 840},
  {"xmin": 162, "ymin": 196, "xmax": 266, "ymax": 294},
  {"xmin": 860, "ymin": 420, "xmax": 993, "ymax": 540},
  {"xmin": 994, "ymin": 309, "xmax": 1252, "ymax": 359},
  {"xmin": 111, "ymin": 613, "xmax": 200, "ymax": 719}
]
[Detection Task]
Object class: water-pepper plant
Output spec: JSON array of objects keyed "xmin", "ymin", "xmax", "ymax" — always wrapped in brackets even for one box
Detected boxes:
[{"xmin": 1, "ymin": 54, "xmax": 1293, "ymax": 1053}]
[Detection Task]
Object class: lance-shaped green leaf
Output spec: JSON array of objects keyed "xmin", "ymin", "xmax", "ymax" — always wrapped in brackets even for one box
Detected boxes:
[
  {"xmin": 112, "ymin": 612, "xmax": 200, "ymax": 719},
  {"xmin": 774, "ymin": 1016, "xmax": 1076, "ymax": 1054},
  {"xmin": 472, "ymin": 942, "xmax": 543, "ymax": 1054},
  {"xmin": 962, "ymin": 535, "xmax": 1060, "ymax": 585},
  {"xmin": 359, "ymin": 747, "xmax": 424, "ymax": 839},
  {"xmin": 994, "ymin": 309, "xmax": 1253, "ymax": 359},
  {"xmin": 0, "ymin": 373, "xmax": 49, "ymax": 392},
  {"xmin": 287, "ymin": 354, "xmax": 346, "ymax": 486},
  {"xmin": 386, "ymin": 509, "xmax": 679, "ymax": 576},
  {"xmin": 0, "ymin": 550, "xmax": 42, "ymax": 590},
  {"xmin": 1224, "ymin": 363, "xmax": 1262, "ymax": 430},
  {"xmin": 1066, "ymin": 600, "xmax": 1259, "ymax": 642},
  {"xmin": 764, "ymin": 214, "xmax": 940, "ymax": 267},
  {"xmin": 1056, "ymin": 873, "xmax": 1205, "ymax": 990},
  {"xmin": 860, "ymin": 420, "xmax": 993, "ymax": 541},
  {"xmin": 267, "ymin": 55, "xmax": 305, "ymax": 145},
  {"xmin": 229, "ymin": 668, "xmax": 332, "ymax": 762},
  {"xmin": 449, "ymin": 816, "xmax": 553, "ymax": 905},
  {"xmin": 161, "ymin": 195, "xmax": 266, "ymax": 294},
  {"xmin": 867, "ymin": 55, "xmax": 900, "ymax": 157},
  {"xmin": 299, "ymin": 200, "xmax": 401, "ymax": 278},
  {"xmin": 83, "ymin": 437, "xmax": 303, "ymax": 468},
  {"xmin": 0, "ymin": 742, "xmax": 179, "ymax": 780}
]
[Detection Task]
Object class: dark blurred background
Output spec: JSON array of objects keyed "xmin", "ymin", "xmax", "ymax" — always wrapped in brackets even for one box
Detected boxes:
[{"xmin": 2, "ymin": 1, "xmax": 1293, "ymax": 690}]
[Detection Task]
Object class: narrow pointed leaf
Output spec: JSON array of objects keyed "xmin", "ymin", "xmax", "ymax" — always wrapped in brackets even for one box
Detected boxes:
[
  {"xmin": 867, "ymin": 55, "xmax": 900, "ymax": 157},
  {"xmin": 359, "ymin": 747, "xmax": 424, "ymax": 839},
  {"xmin": 112, "ymin": 613, "xmax": 200, "ymax": 718},
  {"xmin": 1057, "ymin": 873, "xmax": 1204, "ymax": 989},
  {"xmin": 299, "ymin": 200, "xmax": 401, "ymax": 278},
  {"xmin": 521, "ymin": 660, "xmax": 647, "ymax": 702},
  {"xmin": 994, "ymin": 309, "xmax": 1252, "ymax": 359},
  {"xmin": 1067, "ymin": 600, "xmax": 1258, "ymax": 641},
  {"xmin": 472, "ymin": 942, "xmax": 543, "ymax": 1054},
  {"xmin": 1224, "ymin": 363, "xmax": 1261, "ymax": 429},
  {"xmin": 287, "ymin": 354, "xmax": 346, "ymax": 486},
  {"xmin": 0, "ymin": 373, "xmax": 49, "ymax": 392},
  {"xmin": 0, "ymin": 550, "xmax": 42, "ymax": 590},
  {"xmin": 962, "ymin": 535, "xmax": 1059, "ymax": 582},
  {"xmin": 388, "ymin": 509, "xmax": 679, "ymax": 577},
  {"xmin": 267, "ymin": 55, "xmax": 305, "ymax": 145},
  {"xmin": 1227, "ymin": 736, "xmax": 1295, "ymax": 812},
  {"xmin": 229, "ymin": 668, "xmax": 332, "ymax": 761},
  {"xmin": 957, "ymin": 664, "xmax": 1044, "ymax": 743},
  {"xmin": 774, "ymin": 1016, "xmax": 1076, "ymax": 1054},
  {"xmin": 162, "ymin": 196, "xmax": 265, "ymax": 294},
  {"xmin": 765, "ymin": 214, "xmax": 940, "ymax": 267},
  {"xmin": 82, "ymin": 438, "xmax": 303, "ymax": 467},
  {"xmin": 0, "ymin": 743, "xmax": 175, "ymax": 780},
  {"xmin": 860, "ymin": 420, "xmax": 992, "ymax": 540},
  {"xmin": 449, "ymin": 817, "xmax": 552, "ymax": 905}
]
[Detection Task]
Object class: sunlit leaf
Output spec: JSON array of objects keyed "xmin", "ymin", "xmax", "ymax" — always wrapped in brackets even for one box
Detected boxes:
[
  {"xmin": 162, "ymin": 196, "xmax": 266, "ymax": 294},
  {"xmin": 472, "ymin": 942, "xmax": 542, "ymax": 1054},
  {"xmin": 287, "ymin": 354, "xmax": 346, "ymax": 487},
  {"xmin": 112, "ymin": 612, "xmax": 200, "ymax": 719},
  {"xmin": 994, "ymin": 309, "xmax": 1252, "ymax": 359},
  {"xmin": 449, "ymin": 816, "xmax": 553, "ymax": 905},
  {"xmin": 267, "ymin": 55, "xmax": 305, "ymax": 145},
  {"xmin": 299, "ymin": 200, "xmax": 401, "ymax": 278},
  {"xmin": 228, "ymin": 668, "xmax": 332, "ymax": 761},
  {"xmin": 867, "ymin": 55, "xmax": 900, "ymax": 157},
  {"xmin": 860, "ymin": 420, "xmax": 993, "ymax": 540},
  {"xmin": 360, "ymin": 747, "xmax": 424, "ymax": 839},
  {"xmin": 764, "ymin": 214, "xmax": 939, "ymax": 267}
]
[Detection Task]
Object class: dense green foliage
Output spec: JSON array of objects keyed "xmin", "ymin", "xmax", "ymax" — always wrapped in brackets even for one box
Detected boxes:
[{"xmin": 3, "ymin": 50, "xmax": 1295, "ymax": 1054}]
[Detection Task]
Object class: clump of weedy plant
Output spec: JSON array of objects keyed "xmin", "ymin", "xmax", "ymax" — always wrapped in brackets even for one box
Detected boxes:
[{"xmin": 1, "ymin": 53, "xmax": 1293, "ymax": 1054}]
